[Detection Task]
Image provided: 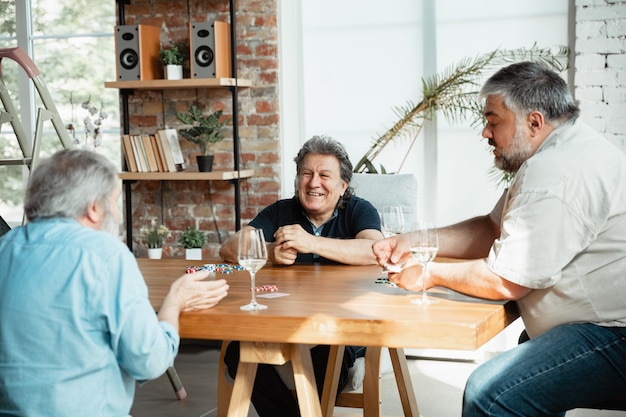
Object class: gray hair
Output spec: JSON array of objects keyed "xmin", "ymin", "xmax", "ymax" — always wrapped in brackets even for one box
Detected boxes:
[
  {"xmin": 480, "ymin": 61, "xmax": 580, "ymax": 126},
  {"xmin": 24, "ymin": 148, "xmax": 118, "ymax": 221},
  {"xmin": 294, "ymin": 135, "xmax": 355, "ymax": 208}
]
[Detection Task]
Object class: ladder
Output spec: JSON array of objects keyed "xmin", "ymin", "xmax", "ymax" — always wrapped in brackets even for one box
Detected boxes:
[{"xmin": 0, "ymin": 47, "xmax": 73, "ymax": 174}]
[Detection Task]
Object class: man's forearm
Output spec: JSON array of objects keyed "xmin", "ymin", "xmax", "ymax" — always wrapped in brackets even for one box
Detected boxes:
[{"xmin": 437, "ymin": 215, "xmax": 499, "ymax": 259}]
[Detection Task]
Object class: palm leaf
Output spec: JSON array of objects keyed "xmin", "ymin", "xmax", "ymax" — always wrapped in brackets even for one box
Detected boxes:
[{"xmin": 354, "ymin": 44, "xmax": 569, "ymax": 174}]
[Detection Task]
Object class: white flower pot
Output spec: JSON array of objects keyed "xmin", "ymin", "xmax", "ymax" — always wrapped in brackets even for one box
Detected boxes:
[
  {"xmin": 165, "ymin": 64, "xmax": 183, "ymax": 80},
  {"xmin": 185, "ymin": 248, "xmax": 202, "ymax": 260},
  {"xmin": 147, "ymin": 248, "xmax": 163, "ymax": 259}
]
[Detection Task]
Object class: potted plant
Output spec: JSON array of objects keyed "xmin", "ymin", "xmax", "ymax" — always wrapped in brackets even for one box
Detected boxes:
[
  {"xmin": 175, "ymin": 105, "xmax": 231, "ymax": 172},
  {"xmin": 159, "ymin": 43, "xmax": 185, "ymax": 80},
  {"xmin": 178, "ymin": 226, "xmax": 207, "ymax": 260},
  {"xmin": 140, "ymin": 219, "xmax": 171, "ymax": 259}
]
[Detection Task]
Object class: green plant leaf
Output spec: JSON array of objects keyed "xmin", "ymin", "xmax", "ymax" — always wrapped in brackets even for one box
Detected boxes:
[{"xmin": 353, "ymin": 44, "xmax": 569, "ymax": 183}]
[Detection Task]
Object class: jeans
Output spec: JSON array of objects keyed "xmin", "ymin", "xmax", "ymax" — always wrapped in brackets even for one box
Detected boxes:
[{"xmin": 463, "ymin": 323, "xmax": 626, "ymax": 417}]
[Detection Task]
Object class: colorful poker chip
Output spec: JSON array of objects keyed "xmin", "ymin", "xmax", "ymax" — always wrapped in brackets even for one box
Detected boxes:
[{"xmin": 255, "ymin": 285, "xmax": 277, "ymax": 292}]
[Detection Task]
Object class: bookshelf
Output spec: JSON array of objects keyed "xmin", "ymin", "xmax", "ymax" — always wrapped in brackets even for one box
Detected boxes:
[{"xmin": 108, "ymin": 0, "xmax": 251, "ymax": 250}]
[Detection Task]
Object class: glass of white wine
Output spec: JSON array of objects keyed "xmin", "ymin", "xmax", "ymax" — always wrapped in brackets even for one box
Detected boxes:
[
  {"xmin": 382, "ymin": 205, "xmax": 405, "ymax": 237},
  {"xmin": 409, "ymin": 221, "xmax": 439, "ymax": 305},
  {"xmin": 380, "ymin": 206, "xmax": 406, "ymax": 284},
  {"xmin": 237, "ymin": 228, "xmax": 268, "ymax": 311}
]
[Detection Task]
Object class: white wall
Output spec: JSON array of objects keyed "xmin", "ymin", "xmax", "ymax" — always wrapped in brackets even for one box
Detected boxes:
[{"xmin": 279, "ymin": 0, "xmax": 569, "ymax": 227}]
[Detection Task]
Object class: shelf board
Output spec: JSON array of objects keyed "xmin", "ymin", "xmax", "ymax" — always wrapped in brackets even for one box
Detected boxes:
[
  {"xmin": 119, "ymin": 169, "xmax": 254, "ymax": 181},
  {"xmin": 104, "ymin": 78, "xmax": 252, "ymax": 90}
]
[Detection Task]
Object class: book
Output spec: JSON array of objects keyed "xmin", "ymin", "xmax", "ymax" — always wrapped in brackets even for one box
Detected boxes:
[
  {"xmin": 131, "ymin": 135, "xmax": 148, "ymax": 172},
  {"xmin": 157, "ymin": 128, "xmax": 185, "ymax": 170},
  {"xmin": 121, "ymin": 134, "xmax": 138, "ymax": 172},
  {"xmin": 156, "ymin": 130, "xmax": 177, "ymax": 172},
  {"xmin": 141, "ymin": 134, "xmax": 159, "ymax": 172},
  {"xmin": 150, "ymin": 134, "xmax": 166, "ymax": 172}
]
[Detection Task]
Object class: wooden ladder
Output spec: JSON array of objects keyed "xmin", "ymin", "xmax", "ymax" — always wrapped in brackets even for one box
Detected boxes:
[{"xmin": 0, "ymin": 47, "xmax": 73, "ymax": 174}]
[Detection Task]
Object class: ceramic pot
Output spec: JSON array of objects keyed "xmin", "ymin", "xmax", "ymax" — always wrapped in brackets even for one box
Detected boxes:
[
  {"xmin": 165, "ymin": 64, "xmax": 183, "ymax": 80},
  {"xmin": 185, "ymin": 248, "xmax": 202, "ymax": 260},
  {"xmin": 147, "ymin": 248, "xmax": 163, "ymax": 259},
  {"xmin": 197, "ymin": 155, "xmax": 214, "ymax": 172}
]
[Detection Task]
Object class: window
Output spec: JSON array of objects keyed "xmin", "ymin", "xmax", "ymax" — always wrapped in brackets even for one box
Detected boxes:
[{"xmin": 0, "ymin": 0, "xmax": 118, "ymax": 227}]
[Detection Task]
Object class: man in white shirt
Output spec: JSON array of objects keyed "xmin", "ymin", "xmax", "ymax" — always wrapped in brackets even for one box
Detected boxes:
[{"xmin": 373, "ymin": 61, "xmax": 626, "ymax": 416}]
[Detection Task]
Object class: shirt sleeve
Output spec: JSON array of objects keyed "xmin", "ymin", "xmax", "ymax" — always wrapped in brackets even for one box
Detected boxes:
[
  {"xmin": 348, "ymin": 197, "xmax": 382, "ymax": 234},
  {"xmin": 105, "ymin": 248, "xmax": 180, "ymax": 381},
  {"xmin": 249, "ymin": 202, "xmax": 282, "ymax": 242},
  {"xmin": 486, "ymin": 186, "xmax": 591, "ymax": 289}
]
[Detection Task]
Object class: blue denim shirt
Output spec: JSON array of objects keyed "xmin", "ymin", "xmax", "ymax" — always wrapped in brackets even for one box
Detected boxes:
[{"xmin": 0, "ymin": 217, "xmax": 179, "ymax": 416}]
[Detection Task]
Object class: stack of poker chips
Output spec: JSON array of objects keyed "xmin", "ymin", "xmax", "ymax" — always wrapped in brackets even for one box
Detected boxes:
[{"xmin": 185, "ymin": 263, "xmax": 244, "ymax": 274}]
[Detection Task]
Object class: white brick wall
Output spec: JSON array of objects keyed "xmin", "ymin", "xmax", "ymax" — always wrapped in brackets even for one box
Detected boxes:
[{"xmin": 575, "ymin": 0, "xmax": 626, "ymax": 150}]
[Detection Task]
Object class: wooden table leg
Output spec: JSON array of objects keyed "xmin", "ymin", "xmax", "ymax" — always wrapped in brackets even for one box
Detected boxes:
[
  {"xmin": 227, "ymin": 342, "xmax": 322, "ymax": 417},
  {"xmin": 320, "ymin": 345, "xmax": 345, "ymax": 417},
  {"xmin": 389, "ymin": 347, "xmax": 420, "ymax": 417},
  {"xmin": 227, "ymin": 360, "xmax": 258, "ymax": 417},
  {"xmin": 290, "ymin": 343, "xmax": 323, "ymax": 417}
]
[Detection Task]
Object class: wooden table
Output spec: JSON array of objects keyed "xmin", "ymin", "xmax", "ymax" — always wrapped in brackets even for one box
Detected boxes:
[{"xmin": 138, "ymin": 258, "xmax": 518, "ymax": 417}]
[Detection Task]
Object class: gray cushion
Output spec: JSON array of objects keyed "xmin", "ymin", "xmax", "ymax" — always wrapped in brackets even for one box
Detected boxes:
[{"xmin": 350, "ymin": 173, "xmax": 418, "ymax": 227}]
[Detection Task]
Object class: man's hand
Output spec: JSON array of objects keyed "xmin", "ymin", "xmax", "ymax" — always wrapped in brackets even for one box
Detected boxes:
[
  {"xmin": 157, "ymin": 270, "xmax": 229, "ymax": 331},
  {"xmin": 170, "ymin": 270, "xmax": 229, "ymax": 311},
  {"xmin": 269, "ymin": 241, "xmax": 298, "ymax": 265},
  {"xmin": 372, "ymin": 233, "xmax": 411, "ymax": 268},
  {"xmin": 388, "ymin": 263, "xmax": 424, "ymax": 292},
  {"xmin": 273, "ymin": 224, "xmax": 315, "ymax": 253}
]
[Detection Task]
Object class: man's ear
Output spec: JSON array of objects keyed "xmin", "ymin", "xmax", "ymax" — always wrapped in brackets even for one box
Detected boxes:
[
  {"xmin": 84, "ymin": 200, "xmax": 103, "ymax": 226},
  {"xmin": 527, "ymin": 111, "xmax": 545, "ymax": 137}
]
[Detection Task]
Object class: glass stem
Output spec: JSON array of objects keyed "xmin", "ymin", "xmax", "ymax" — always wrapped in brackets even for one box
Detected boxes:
[
  {"xmin": 249, "ymin": 271, "xmax": 258, "ymax": 306},
  {"xmin": 421, "ymin": 262, "xmax": 428, "ymax": 302}
]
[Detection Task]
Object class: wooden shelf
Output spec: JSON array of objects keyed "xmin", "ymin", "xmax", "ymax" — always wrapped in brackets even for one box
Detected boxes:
[
  {"xmin": 104, "ymin": 78, "xmax": 251, "ymax": 90},
  {"xmin": 119, "ymin": 169, "xmax": 254, "ymax": 181}
]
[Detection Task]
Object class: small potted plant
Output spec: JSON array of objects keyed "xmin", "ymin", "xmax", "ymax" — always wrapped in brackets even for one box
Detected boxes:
[
  {"xmin": 140, "ymin": 219, "xmax": 170, "ymax": 259},
  {"xmin": 176, "ymin": 105, "xmax": 231, "ymax": 172},
  {"xmin": 159, "ymin": 43, "xmax": 185, "ymax": 80},
  {"xmin": 178, "ymin": 226, "xmax": 207, "ymax": 260}
]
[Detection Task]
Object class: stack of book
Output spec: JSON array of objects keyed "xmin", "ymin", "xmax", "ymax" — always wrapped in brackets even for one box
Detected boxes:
[{"xmin": 121, "ymin": 129, "xmax": 186, "ymax": 172}]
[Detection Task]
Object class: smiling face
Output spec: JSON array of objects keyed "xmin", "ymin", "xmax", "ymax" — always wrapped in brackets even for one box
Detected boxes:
[
  {"xmin": 296, "ymin": 153, "xmax": 348, "ymax": 224},
  {"xmin": 482, "ymin": 95, "xmax": 535, "ymax": 173}
]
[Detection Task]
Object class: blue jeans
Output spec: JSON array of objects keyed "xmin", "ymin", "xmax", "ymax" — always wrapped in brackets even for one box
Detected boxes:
[{"xmin": 463, "ymin": 323, "xmax": 626, "ymax": 417}]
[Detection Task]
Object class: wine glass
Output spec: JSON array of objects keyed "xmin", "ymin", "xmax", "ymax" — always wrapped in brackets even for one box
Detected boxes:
[
  {"xmin": 409, "ymin": 221, "xmax": 439, "ymax": 305},
  {"xmin": 237, "ymin": 228, "xmax": 268, "ymax": 311},
  {"xmin": 380, "ymin": 206, "xmax": 406, "ymax": 284},
  {"xmin": 381, "ymin": 205, "xmax": 405, "ymax": 237}
]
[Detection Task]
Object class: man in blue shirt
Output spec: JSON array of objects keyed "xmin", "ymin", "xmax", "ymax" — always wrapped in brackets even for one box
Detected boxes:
[
  {"xmin": 220, "ymin": 135, "xmax": 384, "ymax": 416},
  {"xmin": 0, "ymin": 149, "xmax": 229, "ymax": 417}
]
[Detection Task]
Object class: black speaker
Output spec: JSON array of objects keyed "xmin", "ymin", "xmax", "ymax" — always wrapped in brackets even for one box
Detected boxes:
[
  {"xmin": 189, "ymin": 21, "xmax": 231, "ymax": 78},
  {"xmin": 115, "ymin": 24, "xmax": 160, "ymax": 81}
]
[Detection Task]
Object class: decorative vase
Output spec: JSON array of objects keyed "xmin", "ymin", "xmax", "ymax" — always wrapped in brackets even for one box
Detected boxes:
[
  {"xmin": 147, "ymin": 248, "xmax": 163, "ymax": 259},
  {"xmin": 165, "ymin": 64, "xmax": 183, "ymax": 80},
  {"xmin": 196, "ymin": 155, "xmax": 214, "ymax": 172},
  {"xmin": 185, "ymin": 248, "xmax": 202, "ymax": 260}
]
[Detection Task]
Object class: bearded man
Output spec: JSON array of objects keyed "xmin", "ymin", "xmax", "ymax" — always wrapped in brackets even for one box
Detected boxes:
[
  {"xmin": 0, "ymin": 149, "xmax": 229, "ymax": 417},
  {"xmin": 373, "ymin": 61, "xmax": 626, "ymax": 416}
]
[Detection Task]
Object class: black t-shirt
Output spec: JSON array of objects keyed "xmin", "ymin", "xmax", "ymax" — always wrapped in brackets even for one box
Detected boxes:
[{"xmin": 249, "ymin": 195, "xmax": 381, "ymax": 263}]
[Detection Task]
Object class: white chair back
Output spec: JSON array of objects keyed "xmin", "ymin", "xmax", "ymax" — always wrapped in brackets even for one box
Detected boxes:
[{"xmin": 350, "ymin": 173, "xmax": 418, "ymax": 226}]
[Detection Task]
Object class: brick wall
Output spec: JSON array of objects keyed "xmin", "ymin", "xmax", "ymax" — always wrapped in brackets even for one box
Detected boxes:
[
  {"xmin": 119, "ymin": 0, "xmax": 280, "ymax": 258},
  {"xmin": 574, "ymin": 0, "xmax": 626, "ymax": 149}
]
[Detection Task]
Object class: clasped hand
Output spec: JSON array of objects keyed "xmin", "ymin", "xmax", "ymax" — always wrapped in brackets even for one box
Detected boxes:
[{"xmin": 270, "ymin": 224, "xmax": 313, "ymax": 265}]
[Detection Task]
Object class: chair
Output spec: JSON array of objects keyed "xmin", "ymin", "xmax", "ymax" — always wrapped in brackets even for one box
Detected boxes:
[{"xmin": 350, "ymin": 173, "xmax": 418, "ymax": 226}]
